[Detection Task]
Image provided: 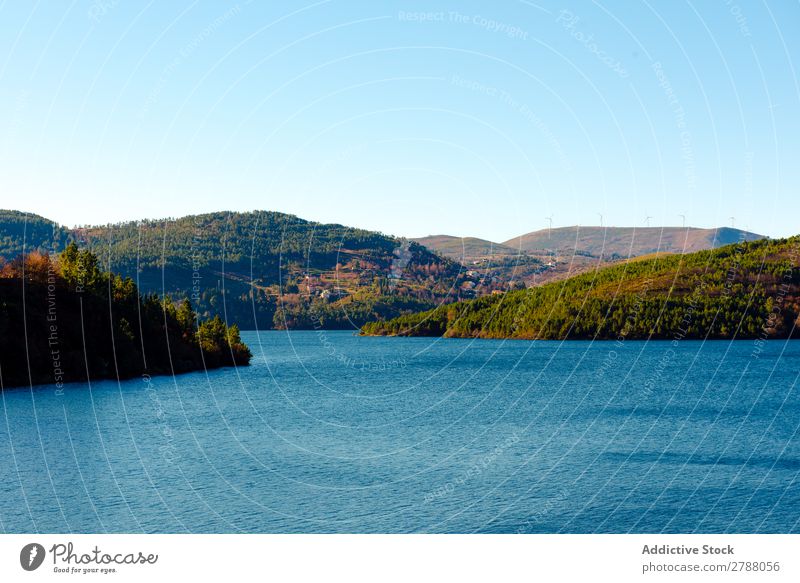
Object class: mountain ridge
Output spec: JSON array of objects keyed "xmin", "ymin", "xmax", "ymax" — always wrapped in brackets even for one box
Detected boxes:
[
  {"xmin": 413, "ymin": 226, "xmax": 766, "ymax": 260},
  {"xmin": 503, "ymin": 225, "xmax": 765, "ymax": 257},
  {"xmin": 412, "ymin": 226, "xmax": 767, "ymax": 291}
]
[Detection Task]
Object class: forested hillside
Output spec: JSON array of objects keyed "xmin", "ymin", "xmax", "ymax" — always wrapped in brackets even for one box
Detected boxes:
[
  {"xmin": 1, "ymin": 210, "xmax": 468, "ymax": 330},
  {"xmin": 0, "ymin": 244, "xmax": 250, "ymax": 388},
  {"xmin": 0, "ymin": 210, "xmax": 71, "ymax": 257},
  {"xmin": 361, "ymin": 237, "xmax": 800, "ymax": 340}
]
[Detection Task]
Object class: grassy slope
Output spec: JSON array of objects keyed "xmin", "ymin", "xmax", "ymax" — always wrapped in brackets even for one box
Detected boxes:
[{"xmin": 361, "ymin": 237, "xmax": 800, "ymax": 340}]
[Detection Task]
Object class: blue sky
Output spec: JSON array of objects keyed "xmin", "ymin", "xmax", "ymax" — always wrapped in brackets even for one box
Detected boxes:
[{"xmin": 0, "ymin": 1, "xmax": 797, "ymax": 241}]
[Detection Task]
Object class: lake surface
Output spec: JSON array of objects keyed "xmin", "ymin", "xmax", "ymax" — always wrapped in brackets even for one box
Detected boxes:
[{"xmin": 1, "ymin": 331, "xmax": 799, "ymax": 533}]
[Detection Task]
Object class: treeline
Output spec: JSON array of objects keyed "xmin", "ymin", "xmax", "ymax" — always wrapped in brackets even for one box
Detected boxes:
[
  {"xmin": 0, "ymin": 243, "xmax": 251, "ymax": 389},
  {"xmin": 274, "ymin": 292, "xmax": 439, "ymax": 330},
  {"xmin": 361, "ymin": 237, "xmax": 800, "ymax": 340}
]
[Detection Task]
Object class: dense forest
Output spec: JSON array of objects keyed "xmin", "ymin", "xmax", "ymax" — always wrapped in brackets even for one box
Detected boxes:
[
  {"xmin": 0, "ymin": 209, "xmax": 470, "ymax": 330},
  {"xmin": 361, "ymin": 237, "xmax": 800, "ymax": 340},
  {"xmin": 0, "ymin": 243, "xmax": 251, "ymax": 389},
  {"xmin": 0, "ymin": 210, "xmax": 72, "ymax": 258}
]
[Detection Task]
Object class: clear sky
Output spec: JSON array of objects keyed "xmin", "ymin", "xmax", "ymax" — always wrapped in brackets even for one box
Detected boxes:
[{"xmin": 0, "ymin": 1, "xmax": 797, "ymax": 241}]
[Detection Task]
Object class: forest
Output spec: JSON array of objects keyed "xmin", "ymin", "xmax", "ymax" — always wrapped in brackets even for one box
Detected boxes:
[{"xmin": 0, "ymin": 243, "xmax": 251, "ymax": 389}]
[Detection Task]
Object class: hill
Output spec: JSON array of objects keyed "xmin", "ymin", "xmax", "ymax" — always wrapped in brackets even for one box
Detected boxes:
[
  {"xmin": 503, "ymin": 226, "xmax": 765, "ymax": 259},
  {"xmin": 412, "ymin": 235, "xmax": 520, "ymax": 261},
  {"xmin": 361, "ymin": 236, "xmax": 800, "ymax": 340},
  {"xmin": 0, "ymin": 244, "xmax": 250, "ymax": 389},
  {"xmin": 0, "ymin": 210, "xmax": 469, "ymax": 330},
  {"xmin": 412, "ymin": 226, "xmax": 768, "ymax": 292},
  {"xmin": 0, "ymin": 209, "xmax": 71, "ymax": 257},
  {"xmin": 411, "ymin": 234, "xmax": 545, "ymax": 294},
  {"xmin": 2, "ymin": 212, "xmax": 774, "ymax": 333}
]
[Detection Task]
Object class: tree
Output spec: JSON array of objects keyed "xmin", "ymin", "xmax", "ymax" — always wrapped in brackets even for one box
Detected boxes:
[
  {"xmin": 177, "ymin": 298, "xmax": 197, "ymax": 337},
  {"xmin": 198, "ymin": 315, "xmax": 228, "ymax": 353},
  {"xmin": 59, "ymin": 242, "xmax": 105, "ymax": 292},
  {"xmin": 162, "ymin": 295, "xmax": 178, "ymax": 320}
]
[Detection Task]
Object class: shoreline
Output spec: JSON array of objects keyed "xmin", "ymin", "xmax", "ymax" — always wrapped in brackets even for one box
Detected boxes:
[{"xmin": 1, "ymin": 361, "xmax": 248, "ymax": 392}]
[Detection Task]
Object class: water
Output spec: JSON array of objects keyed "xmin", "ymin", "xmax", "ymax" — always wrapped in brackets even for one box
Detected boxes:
[{"xmin": 1, "ymin": 331, "xmax": 799, "ymax": 533}]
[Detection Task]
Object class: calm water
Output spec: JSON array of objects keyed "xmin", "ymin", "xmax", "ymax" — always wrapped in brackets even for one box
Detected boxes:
[{"xmin": 1, "ymin": 331, "xmax": 799, "ymax": 533}]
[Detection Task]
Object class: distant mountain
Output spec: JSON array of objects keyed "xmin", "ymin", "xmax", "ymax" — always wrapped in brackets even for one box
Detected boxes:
[
  {"xmin": 503, "ymin": 226, "xmax": 766, "ymax": 259},
  {"xmin": 412, "ymin": 235, "xmax": 519, "ymax": 261},
  {"xmin": 0, "ymin": 210, "xmax": 470, "ymax": 330},
  {"xmin": 412, "ymin": 227, "xmax": 768, "ymax": 292},
  {"xmin": 362, "ymin": 236, "xmax": 800, "ymax": 340},
  {"xmin": 413, "ymin": 226, "xmax": 766, "ymax": 263}
]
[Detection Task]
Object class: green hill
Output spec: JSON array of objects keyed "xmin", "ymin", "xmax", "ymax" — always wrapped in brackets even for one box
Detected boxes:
[
  {"xmin": 361, "ymin": 236, "xmax": 800, "ymax": 340},
  {"xmin": 0, "ymin": 210, "xmax": 466, "ymax": 330},
  {"xmin": 0, "ymin": 209, "xmax": 71, "ymax": 257}
]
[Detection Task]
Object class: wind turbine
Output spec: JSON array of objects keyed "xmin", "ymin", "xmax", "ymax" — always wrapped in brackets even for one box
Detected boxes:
[
  {"xmin": 545, "ymin": 215, "xmax": 553, "ymax": 239},
  {"xmin": 597, "ymin": 213, "xmax": 604, "ymax": 228},
  {"xmin": 678, "ymin": 214, "xmax": 690, "ymax": 249},
  {"xmin": 644, "ymin": 216, "xmax": 653, "ymax": 227},
  {"xmin": 729, "ymin": 216, "xmax": 735, "ymax": 228}
]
